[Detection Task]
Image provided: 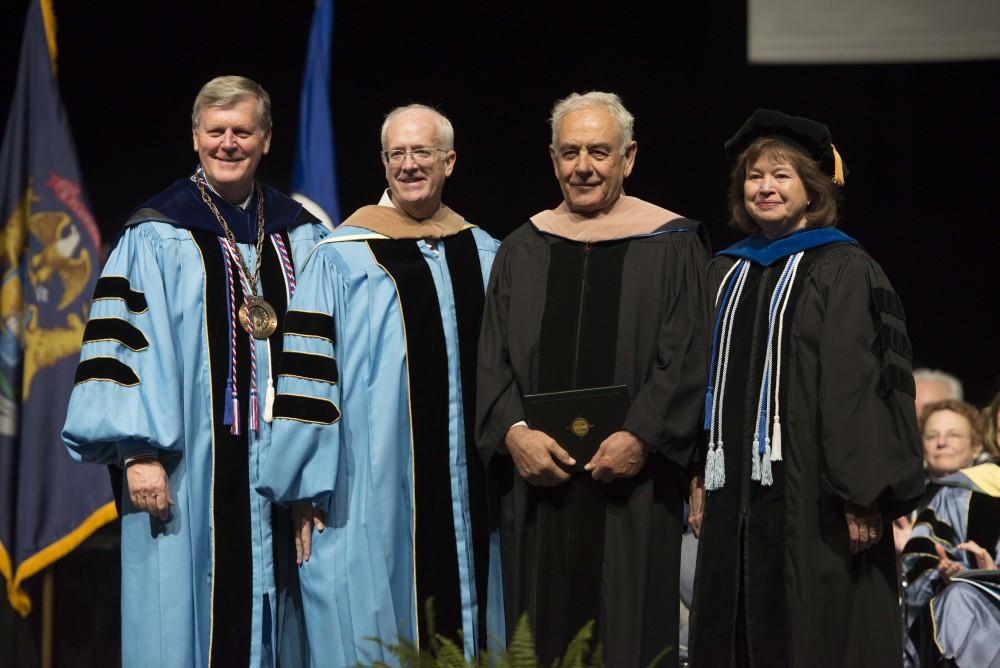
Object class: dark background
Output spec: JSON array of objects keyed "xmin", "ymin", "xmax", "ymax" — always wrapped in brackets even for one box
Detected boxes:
[
  {"xmin": 0, "ymin": 1, "xmax": 998, "ymax": 662},
  {"xmin": 2, "ymin": 1, "xmax": 997, "ymax": 402}
]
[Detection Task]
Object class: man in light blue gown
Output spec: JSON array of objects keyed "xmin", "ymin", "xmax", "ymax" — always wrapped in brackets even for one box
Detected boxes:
[
  {"xmin": 63, "ymin": 76, "xmax": 326, "ymax": 667},
  {"xmin": 257, "ymin": 104, "xmax": 504, "ymax": 666}
]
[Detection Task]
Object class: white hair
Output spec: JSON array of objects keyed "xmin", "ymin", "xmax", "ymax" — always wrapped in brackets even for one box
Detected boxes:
[
  {"xmin": 913, "ymin": 368, "xmax": 964, "ymax": 400},
  {"xmin": 380, "ymin": 104, "xmax": 454, "ymax": 151},
  {"xmin": 549, "ymin": 91, "xmax": 635, "ymax": 151}
]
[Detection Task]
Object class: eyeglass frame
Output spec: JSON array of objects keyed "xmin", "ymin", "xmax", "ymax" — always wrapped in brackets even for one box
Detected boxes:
[{"xmin": 380, "ymin": 147, "xmax": 449, "ymax": 165}]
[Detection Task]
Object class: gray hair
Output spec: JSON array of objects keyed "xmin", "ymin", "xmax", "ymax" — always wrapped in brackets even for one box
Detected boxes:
[
  {"xmin": 913, "ymin": 368, "xmax": 964, "ymax": 400},
  {"xmin": 549, "ymin": 91, "xmax": 635, "ymax": 151},
  {"xmin": 192, "ymin": 76, "xmax": 272, "ymax": 134},
  {"xmin": 380, "ymin": 104, "xmax": 454, "ymax": 151}
]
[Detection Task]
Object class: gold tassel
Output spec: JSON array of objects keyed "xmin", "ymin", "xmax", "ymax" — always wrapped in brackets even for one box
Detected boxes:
[{"xmin": 831, "ymin": 144, "xmax": 845, "ymax": 186}]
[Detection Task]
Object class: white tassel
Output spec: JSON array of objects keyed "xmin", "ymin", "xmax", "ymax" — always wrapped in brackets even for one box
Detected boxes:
[
  {"xmin": 770, "ymin": 417, "xmax": 783, "ymax": 461},
  {"xmin": 751, "ymin": 439, "xmax": 761, "ymax": 481},
  {"xmin": 264, "ymin": 378, "xmax": 275, "ymax": 422},
  {"xmin": 761, "ymin": 441, "xmax": 774, "ymax": 486},
  {"xmin": 704, "ymin": 447, "xmax": 718, "ymax": 490}
]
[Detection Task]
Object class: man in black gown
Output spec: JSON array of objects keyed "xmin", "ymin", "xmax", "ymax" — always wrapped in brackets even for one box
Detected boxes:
[{"xmin": 476, "ymin": 91, "xmax": 709, "ymax": 666}]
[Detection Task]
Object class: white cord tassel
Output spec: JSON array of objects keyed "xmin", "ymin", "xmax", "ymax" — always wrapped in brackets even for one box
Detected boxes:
[
  {"xmin": 751, "ymin": 439, "xmax": 762, "ymax": 481},
  {"xmin": 263, "ymin": 340, "xmax": 275, "ymax": 423},
  {"xmin": 770, "ymin": 417, "xmax": 783, "ymax": 461},
  {"xmin": 705, "ymin": 260, "xmax": 750, "ymax": 491}
]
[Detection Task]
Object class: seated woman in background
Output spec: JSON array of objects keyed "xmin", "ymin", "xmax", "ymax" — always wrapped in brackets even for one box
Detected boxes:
[{"xmin": 902, "ymin": 399, "xmax": 1000, "ymax": 668}]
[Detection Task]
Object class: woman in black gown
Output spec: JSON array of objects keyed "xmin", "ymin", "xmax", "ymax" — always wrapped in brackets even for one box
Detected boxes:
[{"xmin": 688, "ymin": 109, "xmax": 925, "ymax": 667}]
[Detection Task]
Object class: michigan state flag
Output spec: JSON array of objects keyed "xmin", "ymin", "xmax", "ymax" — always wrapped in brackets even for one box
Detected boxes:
[{"xmin": 0, "ymin": 0, "xmax": 116, "ymax": 616}]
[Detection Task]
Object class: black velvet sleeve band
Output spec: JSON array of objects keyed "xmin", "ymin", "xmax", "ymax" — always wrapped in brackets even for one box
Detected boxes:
[
  {"xmin": 74, "ymin": 356, "xmax": 140, "ymax": 387},
  {"xmin": 82, "ymin": 317, "xmax": 149, "ymax": 351},
  {"xmin": 284, "ymin": 310, "xmax": 334, "ymax": 342},
  {"xmin": 278, "ymin": 351, "xmax": 338, "ymax": 384},
  {"xmin": 92, "ymin": 276, "xmax": 148, "ymax": 313},
  {"xmin": 271, "ymin": 393, "xmax": 340, "ymax": 424}
]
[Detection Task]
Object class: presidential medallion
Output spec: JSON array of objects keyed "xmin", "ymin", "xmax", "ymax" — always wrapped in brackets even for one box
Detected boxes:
[
  {"xmin": 570, "ymin": 417, "xmax": 592, "ymax": 438},
  {"xmin": 239, "ymin": 296, "xmax": 278, "ymax": 339}
]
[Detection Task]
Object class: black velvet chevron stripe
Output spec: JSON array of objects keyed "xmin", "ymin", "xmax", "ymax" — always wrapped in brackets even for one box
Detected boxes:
[
  {"xmin": 82, "ymin": 317, "xmax": 149, "ymax": 351},
  {"xmin": 74, "ymin": 357, "xmax": 139, "ymax": 386},
  {"xmin": 272, "ymin": 394, "xmax": 341, "ymax": 424},
  {"xmin": 914, "ymin": 506, "xmax": 958, "ymax": 544},
  {"xmin": 872, "ymin": 323, "xmax": 913, "ymax": 361},
  {"xmin": 284, "ymin": 310, "xmax": 334, "ymax": 341},
  {"xmin": 904, "ymin": 554, "xmax": 941, "ymax": 586},
  {"xmin": 902, "ymin": 535, "xmax": 945, "ymax": 558},
  {"xmin": 879, "ymin": 363, "xmax": 916, "ymax": 398},
  {"xmin": 279, "ymin": 351, "xmax": 338, "ymax": 384},
  {"xmin": 870, "ymin": 286, "xmax": 906, "ymax": 320},
  {"xmin": 93, "ymin": 276, "xmax": 148, "ymax": 312}
]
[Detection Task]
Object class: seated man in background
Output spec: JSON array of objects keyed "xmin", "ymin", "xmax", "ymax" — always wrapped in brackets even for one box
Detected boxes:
[{"xmin": 913, "ymin": 367, "xmax": 964, "ymax": 418}]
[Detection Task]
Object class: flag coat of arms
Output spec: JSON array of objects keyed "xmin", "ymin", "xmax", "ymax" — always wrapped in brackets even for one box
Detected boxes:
[{"xmin": 0, "ymin": 0, "xmax": 116, "ymax": 616}]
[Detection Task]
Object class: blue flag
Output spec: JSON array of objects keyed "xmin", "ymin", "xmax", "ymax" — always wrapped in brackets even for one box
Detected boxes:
[
  {"xmin": 291, "ymin": 0, "xmax": 340, "ymax": 229},
  {"xmin": 0, "ymin": 0, "xmax": 116, "ymax": 616}
]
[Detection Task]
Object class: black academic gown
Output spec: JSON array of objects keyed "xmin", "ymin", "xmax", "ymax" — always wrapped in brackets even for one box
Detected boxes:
[
  {"xmin": 689, "ymin": 241, "xmax": 924, "ymax": 668},
  {"xmin": 476, "ymin": 220, "xmax": 709, "ymax": 667}
]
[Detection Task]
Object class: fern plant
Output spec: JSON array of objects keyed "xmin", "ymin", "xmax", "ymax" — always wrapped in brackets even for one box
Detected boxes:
[{"xmin": 358, "ymin": 598, "xmax": 669, "ymax": 668}]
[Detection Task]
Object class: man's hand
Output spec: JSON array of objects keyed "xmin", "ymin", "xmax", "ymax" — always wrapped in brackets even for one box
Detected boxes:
[
  {"xmin": 504, "ymin": 425, "xmax": 574, "ymax": 486},
  {"xmin": 844, "ymin": 502, "xmax": 883, "ymax": 554},
  {"xmin": 126, "ymin": 459, "xmax": 173, "ymax": 520},
  {"xmin": 957, "ymin": 540, "xmax": 997, "ymax": 571},
  {"xmin": 585, "ymin": 431, "xmax": 647, "ymax": 483},
  {"xmin": 291, "ymin": 502, "xmax": 326, "ymax": 565},
  {"xmin": 688, "ymin": 476, "xmax": 705, "ymax": 538}
]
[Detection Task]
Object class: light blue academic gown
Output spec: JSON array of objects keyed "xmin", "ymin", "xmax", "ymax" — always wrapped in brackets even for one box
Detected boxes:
[
  {"xmin": 62, "ymin": 178, "xmax": 326, "ymax": 667},
  {"xmin": 257, "ymin": 220, "xmax": 505, "ymax": 667},
  {"xmin": 902, "ymin": 464, "xmax": 1000, "ymax": 667}
]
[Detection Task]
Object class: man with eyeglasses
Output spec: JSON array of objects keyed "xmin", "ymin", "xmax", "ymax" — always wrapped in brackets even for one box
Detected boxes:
[
  {"xmin": 476, "ymin": 91, "xmax": 710, "ymax": 666},
  {"xmin": 257, "ymin": 104, "xmax": 504, "ymax": 664}
]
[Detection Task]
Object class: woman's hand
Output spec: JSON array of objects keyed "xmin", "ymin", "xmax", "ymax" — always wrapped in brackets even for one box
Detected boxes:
[
  {"xmin": 956, "ymin": 540, "xmax": 997, "ymax": 571},
  {"xmin": 935, "ymin": 543, "xmax": 964, "ymax": 584}
]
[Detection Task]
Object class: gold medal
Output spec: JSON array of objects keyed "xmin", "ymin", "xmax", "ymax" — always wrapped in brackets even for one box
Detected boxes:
[{"xmin": 239, "ymin": 296, "xmax": 278, "ymax": 339}]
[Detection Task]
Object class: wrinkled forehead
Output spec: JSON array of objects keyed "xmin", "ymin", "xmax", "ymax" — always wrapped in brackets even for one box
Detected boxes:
[{"xmin": 554, "ymin": 107, "xmax": 623, "ymax": 146}]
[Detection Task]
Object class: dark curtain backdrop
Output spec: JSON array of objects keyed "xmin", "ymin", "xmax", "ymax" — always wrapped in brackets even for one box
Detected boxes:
[{"xmin": 2, "ymin": 1, "xmax": 998, "ymax": 404}]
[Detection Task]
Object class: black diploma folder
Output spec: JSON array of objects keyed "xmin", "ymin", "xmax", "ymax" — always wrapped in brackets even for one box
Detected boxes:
[{"xmin": 522, "ymin": 385, "xmax": 629, "ymax": 473}]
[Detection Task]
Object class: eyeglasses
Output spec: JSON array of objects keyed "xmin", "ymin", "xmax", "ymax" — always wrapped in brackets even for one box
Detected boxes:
[{"xmin": 381, "ymin": 148, "xmax": 448, "ymax": 165}]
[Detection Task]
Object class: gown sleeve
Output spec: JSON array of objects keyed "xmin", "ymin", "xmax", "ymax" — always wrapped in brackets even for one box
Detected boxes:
[
  {"xmin": 475, "ymin": 240, "xmax": 523, "ymax": 462},
  {"xmin": 256, "ymin": 246, "xmax": 344, "ymax": 508},
  {"xmin": 622, "ymin": 230, "xmax": 711, "ymax": 467},
  {"xmin": 817, "ymin": 250, "xmax": 924, "ymax": 517},
  {"xmin": 62, "ymin": 224, "xmax": 185, "ymax": 465}
]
